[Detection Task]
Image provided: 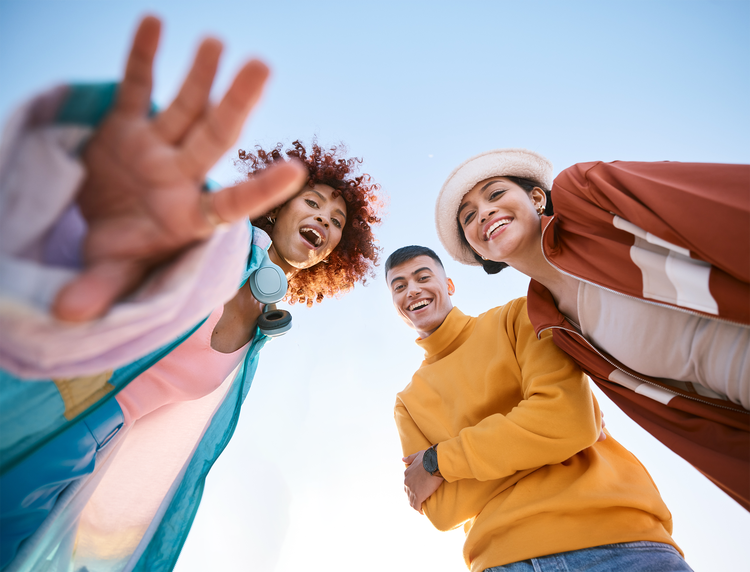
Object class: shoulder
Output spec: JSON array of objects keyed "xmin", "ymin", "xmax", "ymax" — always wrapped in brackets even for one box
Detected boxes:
[
  {"xmin": 554, "ymin": 161, "xmax": 602, "ymax": 187},
  {"xmin": 475, "ymin": 297, "xmax": 528, "ymax": 328},
  {"xmin": 251, "ymin": 224, "xmax": 272, "ymax": 251}
]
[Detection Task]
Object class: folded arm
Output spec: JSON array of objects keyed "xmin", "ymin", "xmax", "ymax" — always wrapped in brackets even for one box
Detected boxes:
[
  {"xmin": 436, "ymin": 309, "xmax": 601, "ymax": 483},
  {"xmin": 395, "ymin": 400, "xmax": 538, "ymax": 530}
]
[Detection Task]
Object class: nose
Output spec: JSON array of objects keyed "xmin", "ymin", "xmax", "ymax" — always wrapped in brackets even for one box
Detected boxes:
[
  {"xmin": 315, "ymin": 215, "xmax": 329, "ymax": 228},
  {"xmin": 479, "ymin": 205, "xmax": 496, "ymax": 224},
  {"xmin": 406, "ymin": 282, "xmax": 422, "ymax": 297}
]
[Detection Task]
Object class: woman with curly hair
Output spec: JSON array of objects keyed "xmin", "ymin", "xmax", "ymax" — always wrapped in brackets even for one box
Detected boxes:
[
  {"xmin": 1, "ymin": 140, "xmax": 383, "ymax": 572},
  {"xmin": 205, "ymin": 139, "xmax": 382, "ymax": 352},
  {"xmin": 241, "ymin": 139, "xmax": 381, "ymax": 305}
]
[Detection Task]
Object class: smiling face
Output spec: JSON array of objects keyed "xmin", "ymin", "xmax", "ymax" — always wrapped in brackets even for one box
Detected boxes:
[
  {"xmin": 458, "ymin": 177, "xmax": 546, "ymax": 266},
  {"xmin": 386, "ymin": 255, "xmax": 455, "ymax": 338},
  {"xmin": 269, "ymin": 184, "xmax": 347, "ymax": 273}
]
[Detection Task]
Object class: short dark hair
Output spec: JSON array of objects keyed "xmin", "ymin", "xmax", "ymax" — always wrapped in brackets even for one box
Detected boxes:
[
  {"xmin": 385, "ymin": 245, "xmax": 443, "ymax": 279},
  {"xmin": 458, "ymin": 176, "xmax": 553, "ymax": 275}
]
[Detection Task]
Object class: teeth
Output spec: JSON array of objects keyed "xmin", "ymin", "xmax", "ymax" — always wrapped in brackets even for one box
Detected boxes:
[
  {"xmin": 485, "ymin": 219, "xmax": 510, "ymax": 240},
  {"xmin": 301, "ymin": 227, "xmax": 323, "ymax": 246},
  {"xmin": 408, "ymin": 300, "xmax": 431, "ymax": 311}
]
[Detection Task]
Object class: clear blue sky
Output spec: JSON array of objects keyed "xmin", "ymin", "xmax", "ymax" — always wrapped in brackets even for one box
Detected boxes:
[{"xmin": 1, "ymin": 1, "xmax": 748, "ymax": 571}]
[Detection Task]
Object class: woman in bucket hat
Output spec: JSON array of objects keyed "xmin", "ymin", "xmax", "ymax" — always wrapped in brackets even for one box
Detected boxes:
[{"xmin": 435, "ymin": 149, "xmax": 750, "ymax": 510}]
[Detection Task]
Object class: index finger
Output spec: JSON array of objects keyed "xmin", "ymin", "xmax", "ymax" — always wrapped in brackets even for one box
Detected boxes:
[{"xmin": 116, "ymin": 16, "xmax": 161, "ymax": 116}]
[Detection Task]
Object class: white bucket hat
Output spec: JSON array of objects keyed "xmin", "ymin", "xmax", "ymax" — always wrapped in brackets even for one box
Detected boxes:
[{"xmin": 435, "ymin": 148, "xmax": 553, "ymax": 266}]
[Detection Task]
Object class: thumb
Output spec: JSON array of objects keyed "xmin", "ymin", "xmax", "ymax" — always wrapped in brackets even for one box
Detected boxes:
[
  {"xmin": 53, "ymin": 259, "xmax": 145, "ymax": 322},
  {"xmin": 403, "ymin": 452, "xmax": 419, "ymax": 465}
]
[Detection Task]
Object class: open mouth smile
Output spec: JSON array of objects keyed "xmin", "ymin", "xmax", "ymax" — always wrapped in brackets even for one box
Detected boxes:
[
  {"xmin": 407, "ymin": 299, "xmax": 432, "ymax": 312},
  {"xmin": 484, "ymin": 217, "xmax": 512, "ymax": 241},
  {"xmin": 299, "ymin": 227, "xmax": 324, "ymax": 248}
]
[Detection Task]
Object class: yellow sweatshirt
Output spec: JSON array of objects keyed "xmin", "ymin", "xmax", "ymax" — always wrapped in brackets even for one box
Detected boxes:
[{"xmin": 394, "ymin": 300, "xmax": 679, "ymax": 571}]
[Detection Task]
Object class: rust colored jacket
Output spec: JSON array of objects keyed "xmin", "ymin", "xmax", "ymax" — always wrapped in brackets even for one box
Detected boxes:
[{"xmin": 526, "ymin": 160, "xmax": 750, "ymax": 509}]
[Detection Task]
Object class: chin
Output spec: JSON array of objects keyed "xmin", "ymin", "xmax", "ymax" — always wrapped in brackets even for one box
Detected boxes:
[{"xmin": 292, "ymin": 256, "xmax": 325, "ymax": 270}]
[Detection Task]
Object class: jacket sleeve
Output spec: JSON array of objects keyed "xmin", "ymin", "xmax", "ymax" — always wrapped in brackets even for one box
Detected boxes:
[
  {"xmin": 0, "ymin": 84, "xmax": 251, "ymax": 379},
  {"xmin": 437, "ymin": 301, "xmax": 602, "ymax": 482},
  {"xmin": 554, "ymin": 160, "xmax": 750, "ymax": 284}
]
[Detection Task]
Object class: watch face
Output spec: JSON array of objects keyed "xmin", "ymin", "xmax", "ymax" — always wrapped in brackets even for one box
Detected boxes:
[{"xmin": 423, "ymin": 447, "xmax": 438, "ymax": 475}]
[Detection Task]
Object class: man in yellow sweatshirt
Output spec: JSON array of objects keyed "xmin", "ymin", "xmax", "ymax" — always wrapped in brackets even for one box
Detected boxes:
[{"xmin": 386, "ymin": 245, "xmax": 693, "ymax": 572}]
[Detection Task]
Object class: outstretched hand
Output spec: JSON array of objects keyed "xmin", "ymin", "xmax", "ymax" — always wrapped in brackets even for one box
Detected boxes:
[
  {"xmin": 402, "ymin": 450, "xmax": 444, "ymax": 515},
  {"xmin": 53, "ymin": 16, "xmax": 307, "ymax": 322}
]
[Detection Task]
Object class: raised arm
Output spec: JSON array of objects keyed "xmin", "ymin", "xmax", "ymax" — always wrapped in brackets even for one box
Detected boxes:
[
  {"xmin": 553, "ymin": 160, "xmax": 750, "ymax": 285},
  {"xmin": 54, "ymin": 16, "xmax": 307, "ymax": 322}
]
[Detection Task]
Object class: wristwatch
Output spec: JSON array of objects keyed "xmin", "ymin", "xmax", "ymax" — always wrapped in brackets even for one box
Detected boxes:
[{"xmin": 422, "ymin": 444, "xmax": 442, "ymax": 477}]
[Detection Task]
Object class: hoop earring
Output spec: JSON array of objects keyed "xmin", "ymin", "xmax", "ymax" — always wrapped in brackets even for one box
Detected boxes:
[{"xmin": 267, "ymin": 215, "xmax": 276, "ymax": 224}]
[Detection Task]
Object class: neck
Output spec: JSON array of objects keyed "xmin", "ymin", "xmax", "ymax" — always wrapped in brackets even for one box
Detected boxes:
[
  {"xmin": 267, "ymin": 244, "xmax": 297, "ymax": 279},
  {"xmin": 417, "ymin": 308, "xmax": 453, "ymax": 339},
  {"xmin": 510, "ymin": 247, "xmax": 567, "ymax": 292},
  {"xmin": 503, "ymin": 235, "xmax": 579, "ymax": 320}
]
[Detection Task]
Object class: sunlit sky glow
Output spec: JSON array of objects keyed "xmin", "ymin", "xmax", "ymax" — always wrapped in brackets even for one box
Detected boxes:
[{"xmin": 1, "ymin": 1, "xmax": 748, "ymax": 571}]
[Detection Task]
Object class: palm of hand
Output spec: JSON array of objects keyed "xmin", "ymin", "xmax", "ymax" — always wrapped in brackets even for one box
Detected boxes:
[
  {"xmin": 53, "ymin": 16, "xmax": 306, "ymax": 322},
  {"xmin": 79, "ymin": 114, "xmax": 209, "ymax": 263}
]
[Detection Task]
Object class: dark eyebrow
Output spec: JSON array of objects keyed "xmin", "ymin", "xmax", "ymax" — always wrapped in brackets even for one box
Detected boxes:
[
  {"xmin": 458, "ymin": 180, "xmax": 503, "ymax": 217},
  {"xmin": 411, "ymin": 267, "xmax": 433, "ymax": 276},
  {"xmin": 389, "ymin": 267, "xmax": 434, "ymax": 286},
  {"xmin": 389, "ymin": 275, "xmax": 405, "ymax": 286},
  {"xmin": 480, "ymin": 179, "xmax": 500, "ymax": 192},
  {"xmin": 309, "ymin": 188, "xmax": 347, "ymax": 221}
]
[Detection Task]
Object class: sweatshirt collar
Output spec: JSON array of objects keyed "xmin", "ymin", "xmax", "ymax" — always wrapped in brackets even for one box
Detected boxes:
[{"xmin": 415, "ymin": 307, "xmax": 472, "ymax": 364}]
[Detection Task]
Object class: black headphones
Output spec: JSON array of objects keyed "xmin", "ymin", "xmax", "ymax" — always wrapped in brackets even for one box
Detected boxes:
[{"xmin": 247, "ymin": 257, "xmax": 292, "ymax": 337}]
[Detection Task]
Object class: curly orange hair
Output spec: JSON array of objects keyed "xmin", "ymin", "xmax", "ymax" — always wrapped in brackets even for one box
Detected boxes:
[{"xmin": 236, "ymin": 140, "xmax": 384, "ymax": 306}]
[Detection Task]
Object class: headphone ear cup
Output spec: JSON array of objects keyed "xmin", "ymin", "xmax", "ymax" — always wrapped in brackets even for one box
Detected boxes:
[
  {"xmin": 248, "ymin": 263, "xmax": 287, "ymax": 304},
  {"xmin": 257, "ymin": 308, "xmax": 292, "ymax": 337}
]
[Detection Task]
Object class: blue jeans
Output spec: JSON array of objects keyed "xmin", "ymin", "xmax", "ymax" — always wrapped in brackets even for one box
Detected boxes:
[{"xmin": 484, "ymin": 541, "xmax": 693, "ymax": 572}]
